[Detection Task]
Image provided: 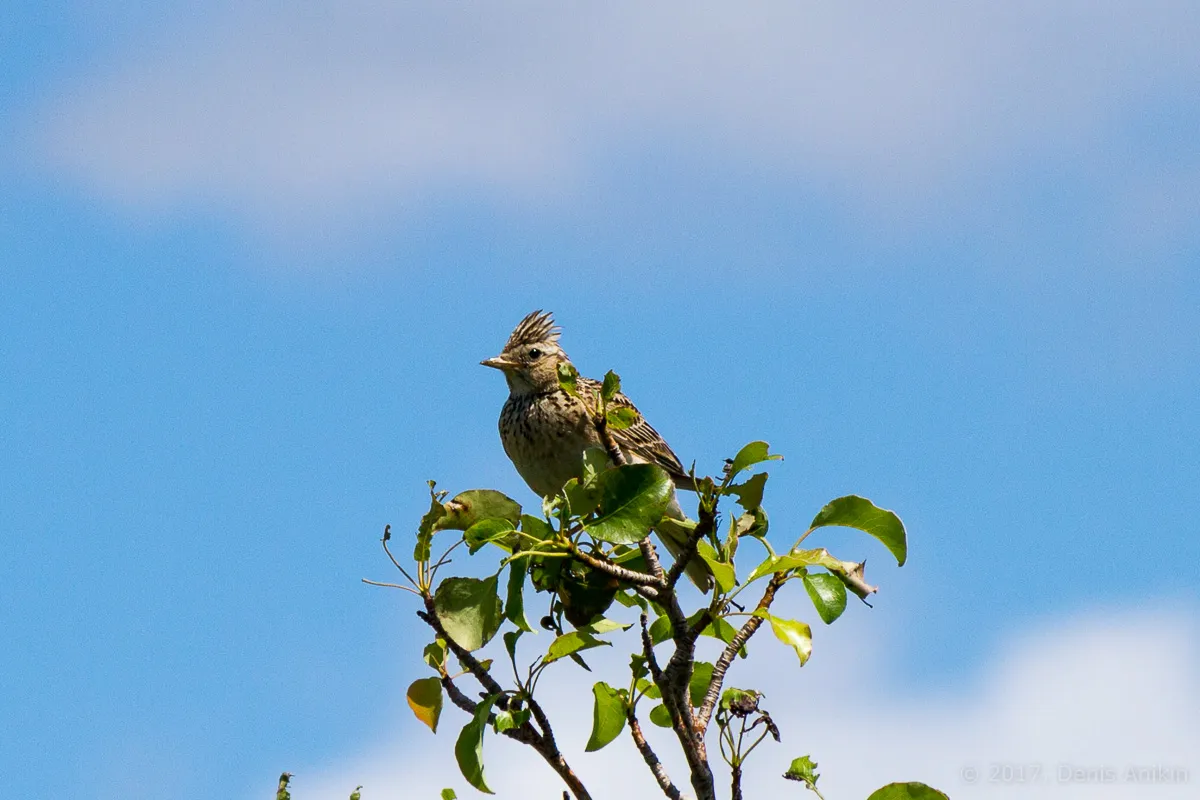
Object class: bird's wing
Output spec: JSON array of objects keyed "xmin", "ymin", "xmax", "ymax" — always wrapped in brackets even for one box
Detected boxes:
[{"xmin": 579, "ymin": 377, "xmax": 693, "ymax": 487}]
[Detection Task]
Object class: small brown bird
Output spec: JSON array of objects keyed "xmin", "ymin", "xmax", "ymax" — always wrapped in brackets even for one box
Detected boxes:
[{"xmin": 482, "ymin": 310, "xmax": 712, "ymax": 590}]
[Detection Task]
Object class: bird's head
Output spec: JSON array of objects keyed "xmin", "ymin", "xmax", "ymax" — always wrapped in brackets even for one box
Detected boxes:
[{"xmin": 482, "ymin": 310, "xmax": 571, "ymax": 394}]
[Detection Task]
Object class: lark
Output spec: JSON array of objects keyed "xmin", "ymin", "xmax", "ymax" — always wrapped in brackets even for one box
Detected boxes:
[{"xmin": 482, "ymin": 310, "xmax": 712, "ymax": 590}]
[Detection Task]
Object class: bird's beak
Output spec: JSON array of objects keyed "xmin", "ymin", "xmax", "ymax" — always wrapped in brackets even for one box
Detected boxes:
[{"xmin": 480, "ymin": 355, "xmax": 517, "ymax": 371}]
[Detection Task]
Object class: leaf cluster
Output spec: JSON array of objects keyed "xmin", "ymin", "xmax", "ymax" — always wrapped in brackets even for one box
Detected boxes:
[{"xmin": 377, "ymin": 425, "xmax": 942, "ymax": 800}]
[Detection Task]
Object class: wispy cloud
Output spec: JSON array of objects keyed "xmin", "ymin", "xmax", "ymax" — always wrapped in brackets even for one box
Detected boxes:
[
  {"xmin": 276, "ymin": 607, "xmax": 1198, "ymax": 799},
  {"xmin": 31, "ymin": 2, "xmax": 1200, "ymax": 226}
]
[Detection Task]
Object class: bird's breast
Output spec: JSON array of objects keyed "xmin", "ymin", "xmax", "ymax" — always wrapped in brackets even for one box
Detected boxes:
[{"xmin": 498, "ymin": 391, "xmax": 599, "ymax": 497}]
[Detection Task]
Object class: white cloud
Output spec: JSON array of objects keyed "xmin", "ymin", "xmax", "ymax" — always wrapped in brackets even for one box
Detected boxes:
[
  {"xmin": 275, "ymin": 606, "xmax": 1198, "ymax": 799},
  {"xmin": 31, "ymin": 1, "xmax": 1200, "ymax": 226}
]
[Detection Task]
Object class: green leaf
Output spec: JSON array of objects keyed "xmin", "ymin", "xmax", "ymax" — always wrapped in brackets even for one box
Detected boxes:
[
  {"xmin": 689, "ymin": 661, "xmax": 714, "ymax": 707},
  {"xmin": 612, "ymin": 590, "xmax": 648, "ymax": 611},
  {"xmin": 406, "ymin": 676, "xmax": 443, "ymax": 732},
  {"xmin": 736, "ymin": 507, "xmax": 769, "ymax": 540},
  {"xmin": 504, "ymin": 564, "xmax": 533, "ymax": 632},
  {"xmin": 810, "ymin": 495, "xmax": 907, "ymax": 566},
  {"xmin": 557, "ymin": 362, "xmax": 580, "ymax": 397},
  {"xmin": 520, "ymin": 514, "xmax": 555, "ymax": 541},
  {"xmin": 440, "ymin": 790, "xmax": 457, "ymax": 800},
  {"xmin": 585, "ymin": 681, "xmax": 627, "ymax": 751},
  {"xmin": 600, "ymin": 370, "xmax": 621, "ymax": 402},
  {"xmin": 699, "ymin": 615, "xmax": 744, "ymax": 656},
  {"xmin": 577, "ymin": 617, "xmax": 632, "ymax": 635},
  {"xmin": 492, "ymin": 705, "xmax": 528, "ymax": 733},
  {"xmin": 803, "ymin": 572, "xmax": 848, "ymax": 624},
  {"xmin": 727, "ymin": 472, "xmax": 768, "ymax": 511},
  {"xmin": 746, "ymin": 547, "xmax": 853, "ymax": 583},
  {"xmin": 648, "ymin": 614, "xmax": 672, "ymax": 645},
  {"xmin": 562, "ymin": 477, "xmax": 601, "ymax": 518},
  {"xmin": 434, "ymin": 490, "xmax": 522, "ymax": 532},
  {"xmin": 756, "ymin": 610, "xmax": 812, "ymax": 665},
  {"xmin": 464, "ymin": 518, "xmax": 515, "ymax": 554},
  {"xmin": 414, "ymin": 482, "xmax": 449, "ymax": 561},
  {"xmin": 648, "ymin": 704, "xmax": 673, "ymax": 728},
  {"xmin": 629, "ymin": 653, "xmax": 648, "ymax": 681},
  {"xmin": 635, "ymin": 677, "xmax": 661, "ymax": 699},
  {"xmin": 502, "ymin": 630, "xmax": 523, "ymax": 666},
  {"xmin": 728, "ymin": 441, "xmax": 782, "ymax": 480},
  {"xmin": 586, "ymin": 464, "xmax": 673, "ymax": 544},
  {"xmin": 544, "ymin": 630, "xmax": 610, "ymax": 664},
  {"xmin": 724, "ymin": 515, "xmax": 740, "ymax": 562},
  {"xmin": 696, "ymin": 540, "xmax": 736, "ymax": 593},
  {"xmin": 783, "ymin": 755, "xmax": 819, "ymax": 788},
  {"xmin": 434, "ymin": 576, "xmax": 503, "ymax": 651},
  {"xmin": 865, "ymin": 783, "xmax": 950, "ymax": 800},
  {"xmin": 454, "ymin": 695, "xmax": 497, "ymax": 794},
  {"xmin": 581, "ymin": 447, "xmax": 610, "ymax": 484},
  {"xmin": 422, "ymin": 639, "xmax": 447, "ymax": 672},
  {"xmin": 605, "ymin": 407, "xmax": 639, "ymax": 431}
]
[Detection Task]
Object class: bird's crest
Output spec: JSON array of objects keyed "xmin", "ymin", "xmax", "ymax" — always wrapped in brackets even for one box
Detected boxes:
[{"xmin": 504, "ymin": 310, "xmax": 560, "ymax": 352}]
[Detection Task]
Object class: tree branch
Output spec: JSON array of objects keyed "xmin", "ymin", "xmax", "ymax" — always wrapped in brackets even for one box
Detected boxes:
[
  {"xmin": 417, "ymin": 605, "xmax": 506, "ymax": 698},
  {"xmin": 418, "ymin": 603, "xmax": 593, "ymax": 800},
  {"xmin": 569, "ymin": 541, "xmax": 665, "ymax": 590},
  {"xmin": 663, "ymin": 503, "xmax": 715, "ymax": 589},
  {"xmin": 628, "ymin": 711, "xmax": 683, "ymax": 800},
  {"xmin": 658, "ymin": 591, "xmax": 715, "ymax": 799},
  {"xmin": 595, "ymin": 413, "xmax": 627, "ymax": 468},
  {"xmin": 694, "ymin": 573, "xmax": 788, "ymax": 734}
]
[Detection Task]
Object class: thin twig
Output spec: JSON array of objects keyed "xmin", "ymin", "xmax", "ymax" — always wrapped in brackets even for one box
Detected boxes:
[
  {"xmin": 791, "ymin": 526, "xmax": 816, "ymax": 551},
  {"xmin": 360, "ymin": 578, "xmax": 421, "ymax": 595},
  {"xmin": 639, "ymin": 613, "xmax": 664, "ymax": 684},
  {"xmin": 382, "ymin": 535, "xmax": 418, "ymax": 587}
]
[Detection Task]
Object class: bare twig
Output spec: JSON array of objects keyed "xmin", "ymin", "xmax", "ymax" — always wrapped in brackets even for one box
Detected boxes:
[
  {"xmin": 360, "ymin": 578, "xmax": 421, "ymax": 595},
  {"xmin": 382, "ymin": 529, "xmax": 418, "ymax": 587},
  {"xmin": 639, "ymin": 613, "xmax": 664, "ymax": 684}
]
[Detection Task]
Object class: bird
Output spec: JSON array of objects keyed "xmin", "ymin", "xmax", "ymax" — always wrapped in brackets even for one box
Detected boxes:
[{"xmin": 481, "ymin": 310, "xmax": 712, "ymax": 590}]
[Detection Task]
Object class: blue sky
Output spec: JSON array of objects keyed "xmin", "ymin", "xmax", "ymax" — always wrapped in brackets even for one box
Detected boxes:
[{"xmin": 3, "ymin": 3, "xmax": 1199, "ymax": 799}]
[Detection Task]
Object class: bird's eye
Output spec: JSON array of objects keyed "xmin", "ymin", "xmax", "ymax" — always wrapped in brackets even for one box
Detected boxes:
[{"xmin": 528, "ymin": 348, "xmax": 543, "ymax": 359}]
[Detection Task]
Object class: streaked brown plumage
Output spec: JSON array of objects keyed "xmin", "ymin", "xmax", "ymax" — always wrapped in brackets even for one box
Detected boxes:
[{"xmin": 482, "ymin": 310, "xmax": 711, "ymax": 589}]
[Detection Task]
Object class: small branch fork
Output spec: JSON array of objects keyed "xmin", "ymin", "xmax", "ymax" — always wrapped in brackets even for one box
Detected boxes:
[
  {"xmin": 417, "ymin": 596, "xmax": 593, "ymax": 800},
  {"xmin": 695, "ymin": 572, "xmax": 788, "ymax": 734},
  {"xmin": 597, "ymin": 417, "xmax": 786, "ymax": 800}
]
